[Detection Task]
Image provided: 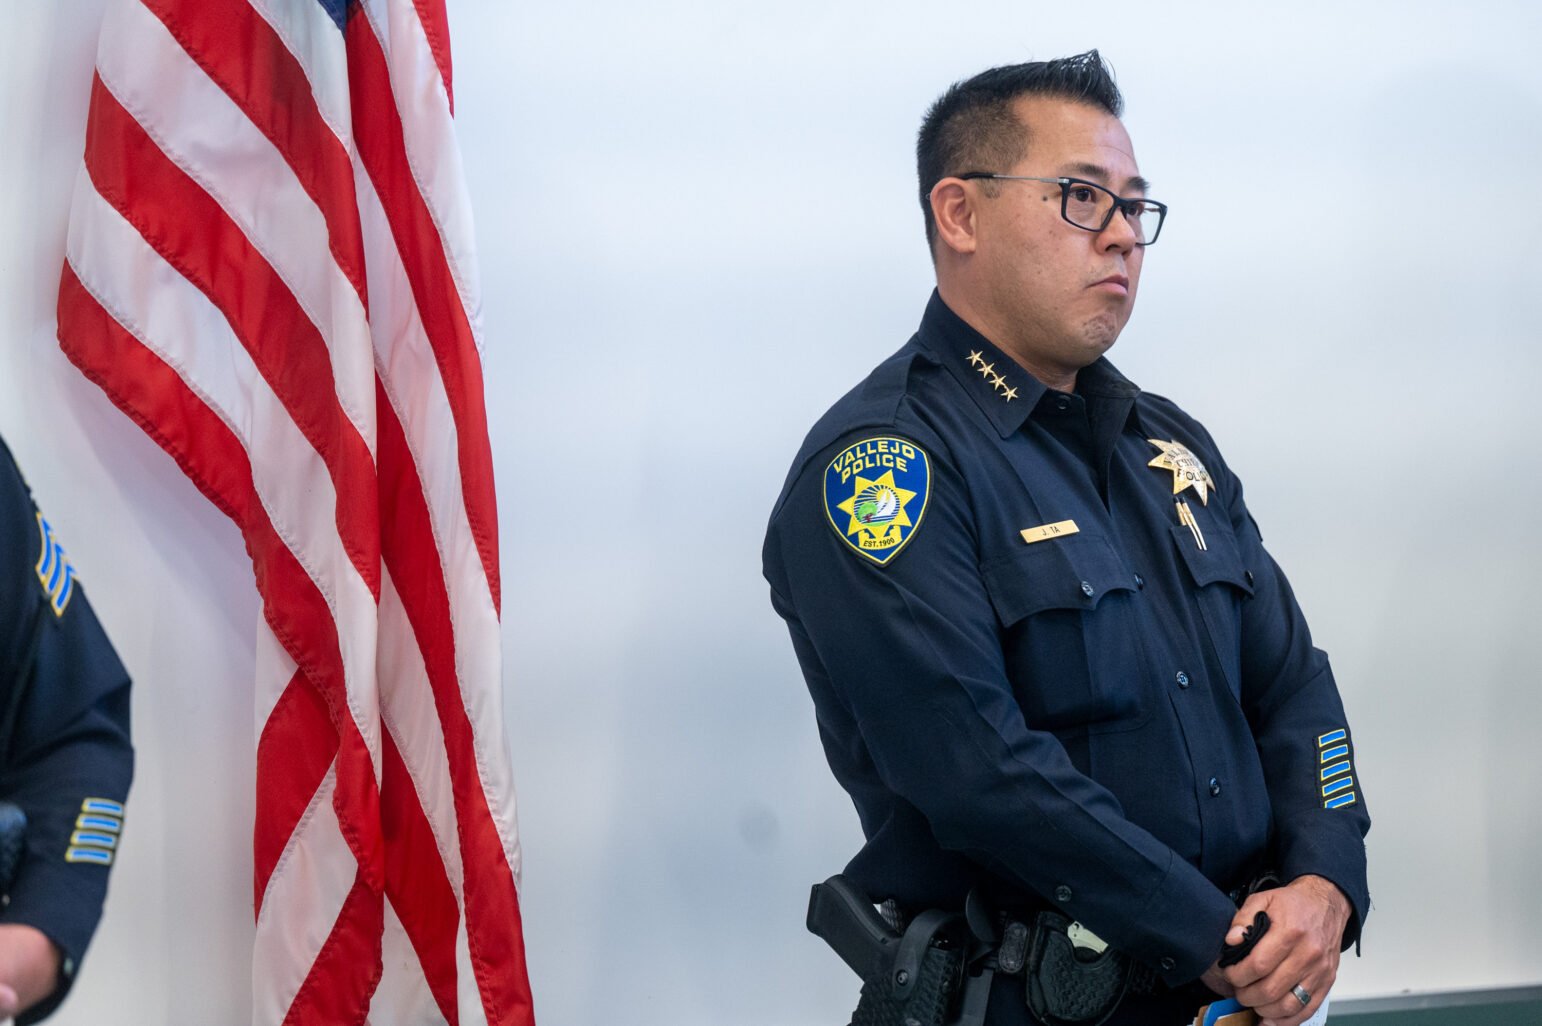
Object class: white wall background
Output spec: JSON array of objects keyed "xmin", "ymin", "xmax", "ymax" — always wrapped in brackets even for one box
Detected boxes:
[{"xmin": 2, "ymin": 2, "xmax": 1540, "ymax": 1023}]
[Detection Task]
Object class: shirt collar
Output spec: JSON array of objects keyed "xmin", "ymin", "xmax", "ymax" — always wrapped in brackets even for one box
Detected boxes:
[
  {"xmin": 917, "ymin": 290, "xmax": 1142, "ymax": 437},
  {"xmin": 918, "ymin": 291, "xmax": 1043, "ymax": 437}
]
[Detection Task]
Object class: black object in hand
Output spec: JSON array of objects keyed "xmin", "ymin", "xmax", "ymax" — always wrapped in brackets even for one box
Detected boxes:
[
  {"xmin": 1217, "ymin": 911, "xmax": 1270, "ymax": 969},
  {"xmin": 0, "ymin": 801, "xmax": 27, "ymax": 895}
]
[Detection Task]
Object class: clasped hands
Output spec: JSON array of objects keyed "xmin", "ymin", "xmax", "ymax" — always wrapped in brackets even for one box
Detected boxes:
[
  {"xmin": 0, "ymin": 923, "xmax": 61, "ymax": 1019},
  {"xmin": 1199, "ymin": 875, "xmax": 1351, "ymax": 1026}
]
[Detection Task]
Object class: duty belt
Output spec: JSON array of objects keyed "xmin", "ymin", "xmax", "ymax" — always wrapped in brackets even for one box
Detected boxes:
[{"xmin": 809, "ymin": 876, "xmax": 1157, "ymax": 1026}]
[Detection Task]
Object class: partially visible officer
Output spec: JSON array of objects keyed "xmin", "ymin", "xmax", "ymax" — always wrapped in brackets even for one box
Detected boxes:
[
  {"xmin": 763, "ymin": 52, "xmax": 1368, "ymax": 1026},
  {"xmin": 0, "ymin": 435, "xmax": 132, "ymax": 1023}
]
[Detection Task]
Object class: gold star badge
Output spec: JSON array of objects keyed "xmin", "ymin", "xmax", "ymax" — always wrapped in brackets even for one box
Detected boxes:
[
  {"xmin": 835, "ymin": 470, "xmax": 918, "ymax": 541},
  {"xmin": 1147, "ymin": 438, "xmax": 1214, "ymax": 505}
]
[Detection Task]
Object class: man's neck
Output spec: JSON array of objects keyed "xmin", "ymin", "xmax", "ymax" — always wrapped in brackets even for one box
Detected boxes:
[{"xmin": 935, "ymin": 282, "xmax": 1080, "ymax": 393}]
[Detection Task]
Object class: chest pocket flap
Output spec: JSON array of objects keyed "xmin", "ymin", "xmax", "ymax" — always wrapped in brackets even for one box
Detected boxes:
[
  {"xmin": 1168, "ymin": 520, "xmax": 1255, "ymax": 596},
  {"xmin": 982, "ymin": 532, "xmax": 1137, "ymax": 625}
]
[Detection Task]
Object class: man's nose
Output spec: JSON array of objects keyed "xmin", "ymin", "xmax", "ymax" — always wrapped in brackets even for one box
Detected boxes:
[{"xmin": 1098, "ymin": 205, "xmax": 1141, "ymax": 252}]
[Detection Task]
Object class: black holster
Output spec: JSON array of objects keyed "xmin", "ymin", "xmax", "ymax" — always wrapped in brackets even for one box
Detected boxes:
[
  {"xmin": 1020, "ymin": 911, "xmax": 1132, "ymax": 1026},
  {"xmin": 806, "ymin": 876, "xmax": 976, "ymax": 1026},
  {"xmin": 850, "ymin": 910, "xmax": 967, "ymax": 1026}
]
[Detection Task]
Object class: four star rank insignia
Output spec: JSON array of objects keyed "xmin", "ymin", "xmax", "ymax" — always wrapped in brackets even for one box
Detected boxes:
[
  {"xmin": 824, "ymin": 437, "xmax": 930, "ymax": 564},
  {"xmin": 1147, "ymin": 438, "xmax": 1214, "ymax": 505}
]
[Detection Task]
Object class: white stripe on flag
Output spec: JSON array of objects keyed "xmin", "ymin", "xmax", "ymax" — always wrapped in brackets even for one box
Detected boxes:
[
  {"xmin": 252, "ymin": 764, "xmax": 355, "ymax": 1026},
  {"xmin": 95, "ymin": 0, "xmax": 377, "ymax": 455},
  {"xmin": 357, "ymin": 0, "xmax": 484, "ymax": 350},
  {"xmin": 358, "ymin": 157, "xmax": 523, "ymax": 888},
  {"xmin": 64, "ymin": 170, "xmax": 382, "ymax": 764}
]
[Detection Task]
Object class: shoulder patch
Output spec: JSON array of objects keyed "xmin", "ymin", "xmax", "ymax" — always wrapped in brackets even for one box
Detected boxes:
[
  {"xmin": 823, "ymin": 437, "xmax": 930, "ymax": 565},
  {"xmin": 34, "ymin": 513, "xmax": 76, "ymax": 616}
]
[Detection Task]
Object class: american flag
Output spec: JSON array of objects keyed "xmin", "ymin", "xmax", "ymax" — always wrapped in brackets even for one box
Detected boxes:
[{"xmin": 54, "ymin": 0, "xmax": 535, "ymax": 1023}]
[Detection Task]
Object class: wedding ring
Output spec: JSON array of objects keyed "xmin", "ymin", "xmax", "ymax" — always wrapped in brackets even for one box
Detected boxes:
[{"xmin": 1291, "ymin": 984, "xmax": 1312, "ymax": 1006}]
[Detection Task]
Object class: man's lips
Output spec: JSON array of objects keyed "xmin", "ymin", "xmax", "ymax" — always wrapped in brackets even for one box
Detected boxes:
[{"xmin": 1091, "ymin": 274, "xmax": 1129, "ymax": 294}]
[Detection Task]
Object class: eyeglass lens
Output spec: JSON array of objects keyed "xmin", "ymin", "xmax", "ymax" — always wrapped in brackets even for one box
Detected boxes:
[{"xmin": 1063, "ymin": 182, "xmax": 1160, "ymax": 243}]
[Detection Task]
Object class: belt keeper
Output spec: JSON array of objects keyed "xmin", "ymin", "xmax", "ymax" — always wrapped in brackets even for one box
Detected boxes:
[{"xmin": 997, "ymin": 920, "xmax": 1030, "ymax": 975}]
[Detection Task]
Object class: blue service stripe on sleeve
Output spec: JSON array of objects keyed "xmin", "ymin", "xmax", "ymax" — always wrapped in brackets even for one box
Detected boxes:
[
  {"xmin": 82, "ymin": 799, "xmax": 125, "ymax": 816},
  {"xmin": 1324, "ymin": 792, "xmax": 1358, "ymax": 810},
  {"xmin": 56, "ymin": 565, "xmax": 75, "ymax": 612},
  {"xmin": 77, "ymin": 815, "xmax": 121, "ymax": 833},
  {"xmin": 70, "ymin": 831, "xmax": 119, "ymax": 850},
  {"xmin": 47, "ymin": 546, "xmax": 66, "ymax": 593},
  {"xmin": 37, "ymin": 534, "xmax": 55, "ymax": 580},
  {"xmin": 1322, "ymin": 777, "xmax": 1354, "ymax": 797},
  {"xmin": 1319, "ymin": 745, "xmax": 1350, "ymax": 763},
  {"xmin": 1320, "ymin": 761, "xmax": 1352, "ymax": 781},
  {"xmin": 1317, "ymin": 728, "xmax": 1347, "ymax": 747},
  {"xmin": 65, "ymin": 847, "xmax": 114, "ymax": 865}
]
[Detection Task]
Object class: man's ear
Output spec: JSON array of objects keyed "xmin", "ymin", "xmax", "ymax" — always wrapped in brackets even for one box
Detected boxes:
[{"xmin": 930, "ymin": 179, "xmax": 979, "ymax": 256}]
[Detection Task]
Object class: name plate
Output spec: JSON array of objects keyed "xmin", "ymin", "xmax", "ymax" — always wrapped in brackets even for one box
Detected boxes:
[{"xmin": 1020, "ymin": 520, "xmax": 1079, "ymax": 544}]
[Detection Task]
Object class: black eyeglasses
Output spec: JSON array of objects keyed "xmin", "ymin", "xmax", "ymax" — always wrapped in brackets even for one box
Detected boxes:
[{"xmin": 958, "ymin": 173, "xmax": 1167, "ymax": 246}]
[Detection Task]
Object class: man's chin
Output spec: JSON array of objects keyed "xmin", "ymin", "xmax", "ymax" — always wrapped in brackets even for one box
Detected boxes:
[{"xmin": 1076, "ymin": 313, "xmax": 1124, "ymax": 358}]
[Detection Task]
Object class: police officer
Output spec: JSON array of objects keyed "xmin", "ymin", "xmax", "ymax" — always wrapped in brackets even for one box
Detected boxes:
[
  {"xmin": 763, "ymin": 53, "xmax": 1369, "ymax": 1026},
  {"xmin": 0, "ymin": 435, "xmax": 132, "ymax": 1023}
]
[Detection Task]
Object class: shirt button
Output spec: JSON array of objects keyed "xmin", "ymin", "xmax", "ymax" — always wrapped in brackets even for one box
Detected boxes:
[
  {"xmin": 1245, "ymin": 569, "xmax": 1256, "ymax": 586},
  {"xmin": 1080, "ymin": 581, "xmax": 1095, "ymax": 597},
  {"xmin": 1209, "ymin": 777, "xmax": 1222, "ymax": 797},
  {"xmin": 1160, "ymin": 957, "xmax": 1176, "ymax": 972},
  {"xmin": 1175, "ymin": 671, "xmax": 1190, "ymax": 689},
  {"xmin": 1133, "ymin": 573, "xmax": 1145, "ymax": 589},
  {"xmin": 1055, "ymin": 396, "xmax": 1071, "ymax": 411},
  {"xmin": 1054, "ymin": 884, "xmax": 1073, "ymax": 903}
]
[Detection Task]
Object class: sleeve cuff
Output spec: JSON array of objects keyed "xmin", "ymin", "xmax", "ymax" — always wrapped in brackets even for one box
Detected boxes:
[
  {"xmin": 1278, "ymin": 815, "xmax": 1370, "ymax": 950},
  {"xmin": 1119, "ymin": 850, "xmax": 1238, "ymax": 986},
  {"xmin": 13, "ymin": 936, "xmax": 72, "ymax": 1026}
]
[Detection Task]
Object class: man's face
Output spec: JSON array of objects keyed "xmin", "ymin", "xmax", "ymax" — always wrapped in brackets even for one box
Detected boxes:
[{"xmin": 969, "ymin": 97, "xmax": 1147, "ymax": 378}]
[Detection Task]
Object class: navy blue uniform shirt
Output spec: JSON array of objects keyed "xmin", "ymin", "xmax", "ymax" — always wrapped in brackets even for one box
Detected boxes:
[
  {"xmin": 0, "ymin": 437, "xmax": 132, "ymax": 1022},
  {"xmin": 763, "ymin": 292, "xmax": 1369, "ymax": 985}
]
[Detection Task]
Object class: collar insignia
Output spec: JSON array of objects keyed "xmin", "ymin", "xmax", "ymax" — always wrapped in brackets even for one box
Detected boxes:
[
  {"xmin": 824, "ymin": 437, "xmax": 930, "ymax": 565},
  {"xmin": 966, "ymin": 350, "xmax": 1019, "ymax": 402},
  {"xmin": 1147, "ymin": 438, "xmax": 1213, "ymax": 505}
]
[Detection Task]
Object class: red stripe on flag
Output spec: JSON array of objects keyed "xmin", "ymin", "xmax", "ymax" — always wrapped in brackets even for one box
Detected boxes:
[
  {"xmin": 410, "ymin": 0, "xmax": 457, "ymax": 113},
  {"xmin": 377, "ymin": 382, "xmax": 533, "ymax": 1024},
  {"xmin": 57, "ymin": 259, "xmax": 385, "ymax": 894},
  {"xmin": 81, "ymin": 73, "xmax": 382, "ymax": 600},
  {"xmin": 382, "ymin": 730, "xmax": 461, "ymax": 1025},
  {"xmin": 255, "ymin": 670, "xmax": 339, "ymax": 909},
  {"xmin": 345, "ymin": 11, "xmax": 500, "ymax": 613},
  {"xmin": 57, "ymin": 264, "xmax": 252, "ymax": 522},
  {"xmin": 281, "ymin": 870, "xmax": 384, "ymax": 1026},
  {"xmin": 62, "ymin": 2, "xmax": 532, "ymax": 1017},
  {"xmin": 140, "ymin": 0, "xmax": 369, "ymax": 307}
]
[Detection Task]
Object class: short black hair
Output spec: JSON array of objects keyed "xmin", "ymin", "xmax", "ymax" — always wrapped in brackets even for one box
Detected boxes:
[{"xmin": 916, "ymin": 51, "xmax": 1124, "ymax": 250}]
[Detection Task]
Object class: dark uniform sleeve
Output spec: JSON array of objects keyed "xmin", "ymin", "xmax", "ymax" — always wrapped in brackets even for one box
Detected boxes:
[
  {"xmin": 1199, "ymin": 428, "xmax": 1371, "ymax": 948},
  {"xmin": 765, "ymin": 423, "xmax": 1238, "ymax": 984},
  {"xmin": 0, "ymin": 439, "xmax": 133, "ymax": 1023}
]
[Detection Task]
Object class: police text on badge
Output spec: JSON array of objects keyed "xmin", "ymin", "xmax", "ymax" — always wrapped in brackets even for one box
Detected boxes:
[{"xmin": 823, "ymin": 437, "xmax": 931, "ymax": 565}]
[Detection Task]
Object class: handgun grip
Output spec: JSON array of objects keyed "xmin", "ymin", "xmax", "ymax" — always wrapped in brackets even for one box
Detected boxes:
[{"xmin": 806, "ymin": 875, "xmax": 899, "ymax": 980}]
